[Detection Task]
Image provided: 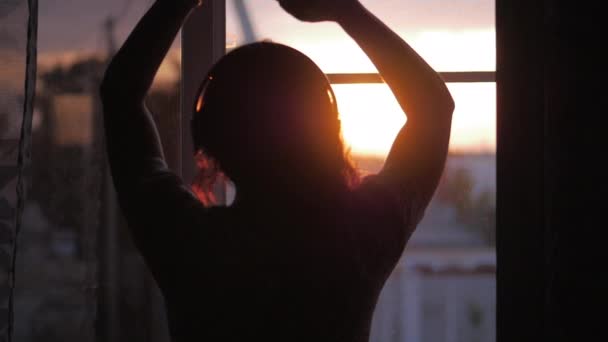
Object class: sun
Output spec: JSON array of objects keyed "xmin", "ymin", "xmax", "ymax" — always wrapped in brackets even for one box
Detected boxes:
[{"xmin": 333, "ymin": 84, "xmax": 406, "ymax": 157}]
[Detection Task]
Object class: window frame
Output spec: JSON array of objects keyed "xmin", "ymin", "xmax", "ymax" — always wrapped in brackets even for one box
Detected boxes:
[
  {"xmin": 182, "ymin": 2, "xmax": 604, "ymax": 341},
  {"xmin": 327, "ymin": 72, "xmax": 495, "ymax": 84}
]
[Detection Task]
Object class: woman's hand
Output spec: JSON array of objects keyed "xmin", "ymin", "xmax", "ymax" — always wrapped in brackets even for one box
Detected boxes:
[{"xmin": 277, "ymin": 0, "xmax": 361, "ymax": 23}]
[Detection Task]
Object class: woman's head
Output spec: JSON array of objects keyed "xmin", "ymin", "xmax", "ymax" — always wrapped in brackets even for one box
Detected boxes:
[{"xmin": 191, "ymin": 42, "xmax": 357, "ymax": 199}]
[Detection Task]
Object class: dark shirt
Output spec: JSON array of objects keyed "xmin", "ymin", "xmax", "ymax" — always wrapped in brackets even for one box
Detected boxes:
[{"xmin": 114, "ymin": 159, "xmax": 416, "ymax": 341}]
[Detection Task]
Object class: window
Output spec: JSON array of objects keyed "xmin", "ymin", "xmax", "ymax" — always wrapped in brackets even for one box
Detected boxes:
[{"xmin": 223, "ymin": 1, "xmax": 496, "ymax": 341}]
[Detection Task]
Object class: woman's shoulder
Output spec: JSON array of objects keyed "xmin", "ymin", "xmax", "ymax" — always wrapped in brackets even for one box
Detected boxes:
[
  {"xmin": 349, "ymin": 173, "xmax": 424, "ymax": 229},
  {"xmin": 351, "ymin": 174, "xmax": 400, "ymax": 206}
]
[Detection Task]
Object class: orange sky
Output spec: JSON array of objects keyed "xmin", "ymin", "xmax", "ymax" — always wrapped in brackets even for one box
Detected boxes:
[{"xmin": 333, "ymin": 82, "xmax": 496, "ymax": 157}]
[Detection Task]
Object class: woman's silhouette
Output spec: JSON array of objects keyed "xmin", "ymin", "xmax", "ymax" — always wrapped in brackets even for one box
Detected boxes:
[{"xmin": 100, "ymin": 0, "xmax": 454, "ymax": 341}]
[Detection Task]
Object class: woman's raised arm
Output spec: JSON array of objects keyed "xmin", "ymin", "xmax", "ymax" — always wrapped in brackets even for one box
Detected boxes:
[
  {"xmin": 100, "ymin": 0, "xmax": 199, "ymax": 187},
  {"xmin": 98, "ymin": 1, "xmax": 203, "ymax": 288},
  {"xmin": 280, "ymin": 0, "xmax": 455, "ymax": 214}
]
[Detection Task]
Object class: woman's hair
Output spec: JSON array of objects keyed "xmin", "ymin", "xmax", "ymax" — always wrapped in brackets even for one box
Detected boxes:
[{"xmin": 190, "ymin": 42, "xmax": 358, "ymax": 205}]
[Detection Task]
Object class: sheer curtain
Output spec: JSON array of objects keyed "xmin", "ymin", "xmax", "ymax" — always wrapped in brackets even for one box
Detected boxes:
[
  {"xmin": 2, "ymin": 1, "xmax": 177, "ymax": 341},
  {"xmin": 1, "ymin": 0, "xmax": 37, "ymax": 341}
]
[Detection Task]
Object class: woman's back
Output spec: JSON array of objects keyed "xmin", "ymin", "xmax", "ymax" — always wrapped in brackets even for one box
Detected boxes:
[{"xmin": 124, "ymin": 172, "xmax": 410, "ymax": 341}]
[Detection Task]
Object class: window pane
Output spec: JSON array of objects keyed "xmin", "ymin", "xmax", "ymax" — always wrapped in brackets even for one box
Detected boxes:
[
  {"xmin": 343, "ymin": 84, "xmax": 496, "ymax": 342},
  {"xmin": 362, "ymin": 153, "xmax": 496, "ymax": 342},
  {"xmin": 17, "ymin": 1, "xmax": 179, "ymax": 341},
  {"xmin": 226, "ymin": 0, "xmax": 495, "ymax": 72},
  {"xmin": 227, "ymin": 2, "xmax": 496, "ymax": 341}
]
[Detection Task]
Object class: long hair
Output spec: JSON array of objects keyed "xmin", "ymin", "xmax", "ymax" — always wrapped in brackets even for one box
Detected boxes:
[{"xmin": 190, "ymin": 42, "xmax": 359, "ymax": 205}]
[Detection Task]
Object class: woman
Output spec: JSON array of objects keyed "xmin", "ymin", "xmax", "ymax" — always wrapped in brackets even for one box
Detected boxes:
[{"xmin": 100, "ymin": 0, "xmax": 454, "ymax": 341}]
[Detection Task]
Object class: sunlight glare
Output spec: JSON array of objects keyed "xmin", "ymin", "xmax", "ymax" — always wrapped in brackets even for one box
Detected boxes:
[{"xmin": 334, "ymin": 83, "xmax": 496, "ymax": 157}]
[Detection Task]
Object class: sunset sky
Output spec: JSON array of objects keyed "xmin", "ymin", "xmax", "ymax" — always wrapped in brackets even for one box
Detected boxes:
[{"xmin": 37, "ymin": 0, "xmax": 495, "ymax": 156}]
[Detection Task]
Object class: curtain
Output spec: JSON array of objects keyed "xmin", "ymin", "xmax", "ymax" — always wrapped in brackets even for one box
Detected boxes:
[
  {"xmin": 1, "ymin": 1, "xmax": 175, "ymax": 340},
  {"xmin": 1, "ymin": 0, "xmax": 37, "ymax": 341}
]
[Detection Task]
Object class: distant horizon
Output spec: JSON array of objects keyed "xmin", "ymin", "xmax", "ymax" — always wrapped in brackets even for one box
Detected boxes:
[{"xmin": 352, "ymin": 150, "xmax": 496, "ymax": 160}]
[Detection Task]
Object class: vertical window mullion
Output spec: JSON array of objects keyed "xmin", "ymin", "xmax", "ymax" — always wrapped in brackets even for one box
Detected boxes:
[{"xmin": 181, "ymin": 3, "xmax": 226, "ymax": 183}]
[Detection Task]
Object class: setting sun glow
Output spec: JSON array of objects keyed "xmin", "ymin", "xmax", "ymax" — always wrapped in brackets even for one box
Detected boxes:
[
  {"xmin": 286, "ymin": 30, "xmax": 496, "ymax": 157},
  {"xmin": 331, "ymin": 82, "xmax": 496, "ymax": 157}
]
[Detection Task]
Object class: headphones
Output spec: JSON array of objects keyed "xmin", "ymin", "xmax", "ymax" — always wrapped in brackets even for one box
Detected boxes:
[
  {"xmin": 190, "ymin": 73, "xmax": 340, "ymax": 155},
  {"xmin": 190, "ymin": 75, "xmax": 214, "ymax": 153}
]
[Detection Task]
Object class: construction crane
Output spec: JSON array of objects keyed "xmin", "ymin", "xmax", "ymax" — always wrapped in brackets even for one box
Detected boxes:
[
  {"xmin": 233, "ymin": 0, "xmax": 257, "ymax": 44},
  {"xmin": 103, "ymin": 0, "xmax": 135, "ymax": 58}
]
